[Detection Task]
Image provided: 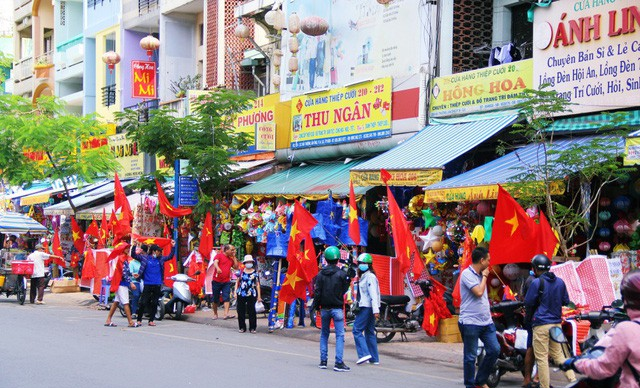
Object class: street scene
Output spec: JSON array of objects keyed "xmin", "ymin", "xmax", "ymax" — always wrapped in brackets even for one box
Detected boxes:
[{"xmin": 1, "ymin": 1, "xmax": 640, "ymax": 388}]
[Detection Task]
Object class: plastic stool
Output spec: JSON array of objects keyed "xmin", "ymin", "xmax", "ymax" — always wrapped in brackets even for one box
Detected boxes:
[{"xmin": 98, "ymin": 279, "xmax": 111, "ymax": 307}]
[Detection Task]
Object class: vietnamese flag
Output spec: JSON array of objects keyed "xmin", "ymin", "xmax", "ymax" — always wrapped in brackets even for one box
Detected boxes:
[
  {"xmin": 381, "ymin": 169, "xmax": 424, "ymax": 277},
  {"xmin": 114, "ymin": 172, "xmax": 133, "ymax": 221},
  {"xmin": 81, "ymin": 249, "xmax": 97, "ymax": 279},
  {"xmin": 51, "ymin": 228, "xmax": 65, "ymax": 268},
  {"xmin": 164, "ymin": 257, "xmax": 178, "ymax": 287},
  {"xmin": 98, "ymin": 209, "xmax": 109, "ymax": 248},
  {"xmin": 453, "ymin": 229, "xmax": 475, "ymax": 307},
  {"xmin": 289, "ymin": 200, "xmax": 317, "ymax": 244},
  {"xmin": 86, "ymin": 217, "xmax": 100, "ymax": 239},
  {"xmin": 537, "ymin": 211, "xmax": 559, "ymax": 258},
  {"xmin": 132, "ymin": 234, "xmax": 173, "ymax": 256},
  {"xmin": 278, "ymin": 258, "xmax": 308, "ymax": 304},
  {"xmin": 155, "ymin": 179, "xmax": 192, "ymax": 218},
  {"xmin": 109, "ymin": 209, "xmax": 118, "ymax": 232},
  {"xmin": 71, "ymin": 217, "xmax": 85, "ymax": 253},
  {"xmin": 199, "ymin": 212, "xmax": 214, "ymax": 260},
  {"xmin": 502, "ymin": 285, "xmax": 517, "ymax": 301},
  {"xmin": 489, "ymin": 185, "xmax": 540, "ymax": 265},
  {"xmin": 422, "ymin": 297, "xmax": 438, "ymax": 336},
  {"xmin": 348, "ymin": 180, "xmax": 361, "ymax": 246}
]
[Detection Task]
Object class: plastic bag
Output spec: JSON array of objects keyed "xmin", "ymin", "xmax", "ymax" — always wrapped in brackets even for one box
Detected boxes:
[{"xmin": 255, "ymin": 300, "xmax": 265, "ymax": 313}]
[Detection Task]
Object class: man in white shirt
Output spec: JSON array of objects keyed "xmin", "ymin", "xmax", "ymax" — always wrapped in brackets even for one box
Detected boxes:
[{"xmin": 27, "ymin": 244, "xmax": 62, "ymax": 305}]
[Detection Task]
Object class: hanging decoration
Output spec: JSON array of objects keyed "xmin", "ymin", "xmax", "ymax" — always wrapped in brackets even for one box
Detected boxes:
[
  {"xmin": 288, "ymin": 12, "xmax": 300, "ymax": 74},
  {"xmin": 101, "ymin": 51, "xmax": 121, "ymax": 73},
  {"xmin": 300, "ymin": 16, "xmax": 329, "ymax": 36},
  {"xmin": 139, "ymin": 35, "xmax": 160, "ymax": 60}
]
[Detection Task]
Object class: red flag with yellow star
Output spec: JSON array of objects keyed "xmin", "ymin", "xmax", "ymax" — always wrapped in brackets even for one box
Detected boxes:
[
  {"xmin": 109, "ymin": 209, "xmax": 118, "ymax": 232},
  {"xmin": 278, "ymin": 259, "xmax": 308, "ymax": 304},
  {"xmin": 51, "ymin": 228, "xmax": 65, "ymax": 268},
  {"xmin": 422, "ymin": 297, "xmax": 438, "ymax": 336},
  {"xmin": 348, "ymin": 180, "xmax": 361, "ymax": 246},
  {"xmin": 381, "ymin": 169, "xmax": 424, "ymax": 277},
  {"xmin": 81, "ymin": 248, "xmax": 96, "ymax": 279},
  {"xmin": 114, "ymin": 172, "xmax": 133, "ymax": 221},
  {"xmin": 98, "ymin": 209, "xmax": 109, "ymax": 248},
  {"xmin": 71, "ymin": 216, "xmax": 85, "ymax": 253},
  {"xmin": 132, "ymin": 234, "xmax": 173, "ymax": 256},
  {"xmin": 537, "ymin": 210, "xmax": 559, "ymax": 258},
  {"xmin": 289, "ymin": 200, "xmax": 317, "ymax": 244},
  {"xmin": 86, "ymin": 217, "xmax": 100, "ymax": 239},
  {"xmin": 489, "ymin": 185, "xmax": 540, "ymax": 265},
  {"xmin": 199, "ymin": 212, "xmax": 214, "ymax": 259},
  {"xmin": 155, "ymin": 179, "xmax": 192, "ymax": 218}
]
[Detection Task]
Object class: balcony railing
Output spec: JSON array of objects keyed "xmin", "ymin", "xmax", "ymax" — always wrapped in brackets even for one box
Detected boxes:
[
  {"xmin": 88, "ymin": 0, "xmax": 109, "ymax": 8},
  {"xmin": 124, "ymin": 99, "xmax": 159, "ymax": 122},
  {"xmin": 138, "ymin": 0, "xmax": 158, "ymax": 15},
  {"xmin": 11, "ymin": 56, "xmax": 33, "ymax": 81},
  {"xmin": 102, "ymin": 84, "xmax": 116, "ymax": 107}
]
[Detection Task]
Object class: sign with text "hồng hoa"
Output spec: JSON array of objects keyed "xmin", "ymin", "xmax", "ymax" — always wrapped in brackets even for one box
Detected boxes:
[
  {"xmin": 131, "ymin": 61, "xmax": 157, "ymax": 99},
  {"xmin": 290, "ymin": 77, "xmax": 392, "ymax": 149}
]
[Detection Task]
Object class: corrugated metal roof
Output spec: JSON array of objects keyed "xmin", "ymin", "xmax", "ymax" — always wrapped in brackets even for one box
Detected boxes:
[
  {"xmin": 233, "ymin": 161, "xmax": 370, "ymax": 198},
  {"xmin": 547, "ymin": 110, "xmax": 640, "ymax": 133},
  {"xmin": 425, "ymin": 136, "xmax": 625, "ymax": 191},
  {"xmin": 351, "ymin": 114, "xmax": 519, "ymax": 171}
]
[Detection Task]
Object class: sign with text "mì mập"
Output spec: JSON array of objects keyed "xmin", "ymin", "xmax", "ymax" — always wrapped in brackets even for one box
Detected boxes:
[
  {"xmin": 131, "ymin": 60, "xmax": 157, "ymax": 99},
  {"xmin": 290, "ymin": 77, "xmax": 392, "ymax": 149},
  {"xmin": 533, "ymin": 0, "xmax": 640, "ymax": 116}
]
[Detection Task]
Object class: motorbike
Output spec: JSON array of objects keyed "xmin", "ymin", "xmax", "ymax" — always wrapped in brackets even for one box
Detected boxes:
[
  {"xmin": 374, "ymin": 279, "xmax": 434, "ymax": 343},
  {"xmin": 478, "ymin": 300, "xmax": 529, "ymax": 388},
  {"xmin": 162, "ymin": 273, "xmax": 197, "ymax": 320},
  {"xmin": 563, "ymin": 301, "xmax": 628, "ymax": 355}
]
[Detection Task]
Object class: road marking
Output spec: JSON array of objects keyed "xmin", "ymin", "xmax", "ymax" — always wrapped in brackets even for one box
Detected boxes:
[{"xmin": 135, "ymin": 329, "xmax": 459, "ymax": 382}]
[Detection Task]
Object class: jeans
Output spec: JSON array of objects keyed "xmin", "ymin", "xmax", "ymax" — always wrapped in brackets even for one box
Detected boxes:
[
  {"xmin": 459, "ymin": 322, "xmax": 500, "ymax": 388},
  {"xmin": 130, "ymin": 281, "xmax": 141, "ymax": 315},
  {"xmin": 353, "ymin": 307, "xmax": 379, "ymax": 362},
  {"xmin": 320, "ymin": 308, "xmax": 345, "ymax": 364}
]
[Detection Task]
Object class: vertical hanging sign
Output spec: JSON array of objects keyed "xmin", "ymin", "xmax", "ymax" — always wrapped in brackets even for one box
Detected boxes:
[{"xmin": 131, "ymin": 60, "xmax": 157, "ymax": 99}]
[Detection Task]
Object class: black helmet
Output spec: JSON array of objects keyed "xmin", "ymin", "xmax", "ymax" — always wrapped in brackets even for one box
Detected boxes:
[
  {"xmin": 531, "ymin": 254, "xmax": 551, "ymax": 271},
  {"xmin": 621, "ymin": 269, "xmax": 640, "ymax": 310}
]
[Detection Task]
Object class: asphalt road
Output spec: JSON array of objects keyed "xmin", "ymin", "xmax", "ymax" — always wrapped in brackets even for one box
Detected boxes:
[{"xmin": 0, "ymin": 297, "xmax": 558, "ymax": 388}]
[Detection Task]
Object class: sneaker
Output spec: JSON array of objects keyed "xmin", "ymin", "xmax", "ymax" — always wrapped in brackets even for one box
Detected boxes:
[
  {"xmin": 35, "ymin": 301, "xmax": 45, "ymax": 305},
  {"xmin": 333, "ymin": 362, "xmax": 350, "ymax": 372},
  {"xmin": 356, "ymin": 355, "xmax": 372, "ymax": 365},
  {"xmin": 368, "ymin": 360, "xmax": 380, "ymax": 365},
  {"xmin": 318, "ymin": 360, "xmax": 327, "ymax": 369}
]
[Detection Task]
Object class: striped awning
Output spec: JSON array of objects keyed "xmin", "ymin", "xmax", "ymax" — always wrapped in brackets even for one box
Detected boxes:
[
  {"xmin": 0, "ymin": 212, "xmax": 48, "ymax": 234},
  {"xmin": 350, "ymin": 113, "xmax": 519, "ymax": 186},
  {"xmin": 547, "ymin": 110, "xmax": 640, "ymax": 133},
  {"xmin": 424, "ymin": 136, "xmax": 624, "ymax": 202}
]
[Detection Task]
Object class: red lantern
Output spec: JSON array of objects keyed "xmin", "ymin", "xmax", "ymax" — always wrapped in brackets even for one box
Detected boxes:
[
  {"xmin": 140, "ymin": 35, "xmax": 160, "ymax": 60},
  {"xmin": 477, "ymin": 201, "xmax": 492, "ymax": 216},
  {"xmin": 101, "ymin": 51, "xmax": 121, "ymax": 73}
]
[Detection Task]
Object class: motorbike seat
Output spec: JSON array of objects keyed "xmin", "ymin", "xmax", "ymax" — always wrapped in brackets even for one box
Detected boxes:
[{"xmin": 381, "ymin": 295, "xmax": 410, "ymax": 306}]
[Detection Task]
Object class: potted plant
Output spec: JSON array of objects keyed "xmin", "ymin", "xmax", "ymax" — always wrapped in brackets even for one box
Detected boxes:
[{"xmin": 34, "ymin": 56, "xmax": 53, "ymax": 78}]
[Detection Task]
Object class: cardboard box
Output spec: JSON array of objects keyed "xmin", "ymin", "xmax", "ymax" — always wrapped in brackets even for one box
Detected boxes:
[
  {"xmin": 51, "ymin": 279, "xmax": 80, "ymax": 293},
  {"xmin": 437, "ymin": 332, "xmax": 463, "ymax": 343},
  {"xmin": 52, "ymin": 278, "xmax": 78, "ymax": 287},
  {"xmin": 437, "ymin": 315, "xmax": 462, "ymax": 343}
]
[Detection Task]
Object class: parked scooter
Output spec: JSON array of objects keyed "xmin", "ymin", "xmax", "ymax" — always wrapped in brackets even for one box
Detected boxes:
[
  {"xmin": 564, "ymin": 301, "xmax": 628, "ymax": 354},
  {"xmin": 162, "ymin": 273, "xmax": 197, "ymax": 320},
  {"xmin": 375, "ymin": 279, "xmax": 434, "ymax": 343}
]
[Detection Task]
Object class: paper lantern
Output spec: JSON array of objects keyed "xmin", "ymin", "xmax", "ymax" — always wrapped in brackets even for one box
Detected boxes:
[
  {"xmin": 598, "ymin": 227, "xmax": 611, "ymax": 238},
  {"xmin": 273, "ymin": 9, "xmax": 285, "ymax": 31},
  {"xmin": 101, "ymin": 51, "xmax": 121, "ymax": 73},
  {"xmin": 288, "ymin": 37, "xmax": 299, "ymax": 53},
  {"xmin": 288, "ymin": 56, "xmax": 298, "ymax": 73},
  {"xmin": 614, "ymin": 219, "xmax": 632, "ymax": 235},
  {"xmin": 490, "ymin": 278, "xmax": 501, "ymax": 287},
  {"xmin": 598, "ymin": 211, "xmax": 611, "ymax": 221},
  {"xmin": 139, "ymin": 35, "xmax": 160, "ymax": 60},
  {"xmin": 614, "ymin": 195, "xmax": 631, "ymax": 211},
  {"xmin": 301, "ymin": 16, "xmax": 329, "ymax": 36},
  {"xmin": 598, "ymin": 241, "xmax": 611, "ymax": 252},
  {"xmin": 477, "ymin": 201, "xmax": 492, "ymax": 216},
  {"xmin": 272, "ymin": 74, "xmax": 281, "ymax": 87},
  {"xmin": 288, "ymin": 12, "xmax": 300, "ymax": 34},
  {"xmin": 234, "ymin": 24, "xmax": 250, "ymax": 39},
  {"xmin": 264, "ymin": 9, "xmax": 276, "ymax": 26},
  {"xmin": 503, "ymin": 264, "xmax": 520, "ymax": 280},
  {"xmin": 599, "ymin": 196, "xmax": 611, "ymax": 207},
  {"xmin": 526, "ymin": 206, "xmax": 538, "ymax": 218}
]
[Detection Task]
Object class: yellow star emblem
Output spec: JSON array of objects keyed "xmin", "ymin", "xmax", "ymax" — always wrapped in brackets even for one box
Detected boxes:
[
  {"xmin": 302, "ymin": 247, "xmax": 311, "ymax": 262},
  {"xmin": 429, "ymin": 312, "xmax": 436, "ymax": 326},
  {"xmin": 349, "ymin": 207, "xmax": 358, "ymax": 223},
  {"xmin": 72, "ymin": 230, "xmax": 80, "ymax": 241},
  {"xmin": 282, "ymin": 269, "xmax": 303, "ymax": 288},
  {"xmin": 290, "ymin": 221, "xmax": 300, "ymax": 242},
  {"xmin": 143, "ymin": 238, "xmax": 156, "ymax": 244},
  {"xmin": 505, "ymin": 211, "xmax": 519, "ymax": 236}
]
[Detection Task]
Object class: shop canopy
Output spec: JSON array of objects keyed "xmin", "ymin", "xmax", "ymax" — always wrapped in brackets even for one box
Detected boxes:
[
  {"xmin": 423, "ymin": 136, "xmax": 625, "ymax": 203},
  {"xmin": 75, "ymin": 192, "xmax": 153, "ymax": 220},
  {"xmin": 43, "ymin": 179, "xmax": 136, "ymax": 216},
  {"xmin": 546, "ymin": 109, "xmax": 640, "ymax": 133},
  {"xmin": 20, "ymin": 176, "xmax": 81, "ymax": 207},
  {"xmin": 0, "ymin": 212, "xmax": 48, "ymax": 234},
  {"xmin": 349, "ymin": 112, "xmax": 519, "ymax": 186},
  {"xmin": 233, "ymin": 160, "xmax": 371, "ymax": 204}
]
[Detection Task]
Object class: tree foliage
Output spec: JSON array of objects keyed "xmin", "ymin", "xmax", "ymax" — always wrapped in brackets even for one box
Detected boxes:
[
  {"xmin": 0, "ymin": 95, "xmax": 120, "ymax": 213},
  {"xmin": 116, "ymin": 88, "xmax": 255, "ymax": 215},
  {"xmin": 501, "ymin": 85, "xmax": 632, "ymax": 257}
]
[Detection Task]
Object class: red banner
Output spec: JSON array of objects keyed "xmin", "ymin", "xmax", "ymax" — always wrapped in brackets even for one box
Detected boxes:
[{"xmin": 131, "ymin": 60, "xmax": 156, "ymax": 99}]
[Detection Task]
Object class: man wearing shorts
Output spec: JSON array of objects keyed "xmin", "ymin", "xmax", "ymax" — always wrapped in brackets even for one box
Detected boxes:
[
  {"xmin": 211, "ymin": 244, "xmax": 238, "ymax": 320},
  {"xmin": 105, "ymin": 253, "xmax": 138, "ymax": 327}
]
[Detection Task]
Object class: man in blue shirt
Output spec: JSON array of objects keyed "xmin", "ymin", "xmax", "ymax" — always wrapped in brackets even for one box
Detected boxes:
[
  {"xmin": 459, "ymin": 246, "xmax": 500, "ymax": 388},
  {"xmin": 131, "ymin": 241, "xmax": 175, "ymax": 326}
]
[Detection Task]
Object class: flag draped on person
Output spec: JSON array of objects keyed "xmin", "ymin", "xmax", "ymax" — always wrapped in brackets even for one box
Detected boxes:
[
  {"xmin": 348, "ymin": 180, "xmax": 361, "ymax": 245},
  {"xmin": 279, "ymin": 200, "xmax": 318, "ymax": 304},
  {"xmin": 380, "ymin": 169, "xmax": 424, "ymax": 277},
  {"xmin": 114, "ymin": 172, "xmax": 133, "ymax": 221},
  {"xmin": 107, "ymin": 242, "xmax": 130, "ymax": 293},
  {"xmin": 489, "ymin": 185, "xmax": 558, "ymax": 265},
  {"xmin": 155, "ymin": 179, "xmax": 192, "ymax": 218},
  {"xmin": 71, "ymin": 216, "xmax": 85, "ymax": 253},
  {"xmin": 51, "ymin": 228, "xmax": 65, "ymax": 268}
]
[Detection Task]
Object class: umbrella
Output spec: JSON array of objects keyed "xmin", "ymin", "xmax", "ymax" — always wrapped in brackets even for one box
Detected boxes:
[{"xmin": 0, "ymin": 212, "xmax": 48, "ymax": 234}]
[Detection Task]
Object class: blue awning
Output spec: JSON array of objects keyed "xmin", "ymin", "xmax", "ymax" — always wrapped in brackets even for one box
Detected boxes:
[
  {"xmin": 349, "ymin": 113, "xmax": 519, "ymax": 186},
  {"xmin": 424, "ymin": 136, "xmax": 625, "ymax": 202},
  {"xmin": 0, "ymin": 212, "xmax": 48, "ymax": 234}
]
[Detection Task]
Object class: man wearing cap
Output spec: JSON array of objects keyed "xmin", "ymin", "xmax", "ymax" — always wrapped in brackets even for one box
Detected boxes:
[
  {"xmin": 28, "ymin": 244, "xmax": 63, "ymax": 304},
  {"xmin": 131, "ymin": 241, "xmax": 175, "ymax": 326},
  {"xmin": 211, "ymin": 244, "xmax": 238, "ymax": 320},
  {"xmin": 235, "ymin": 254, "xmax": 262, "ymax": 333},
  {"xmin": 313, "ymin": 246, "xmax": 352, "ymax": 372}
]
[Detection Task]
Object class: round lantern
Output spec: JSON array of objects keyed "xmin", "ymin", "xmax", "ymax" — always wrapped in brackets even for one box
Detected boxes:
[
  {"xmin": 234, "ymin": 24, "xmax": 250, "ymax": 39},
  {"xmin": 490, "ymin": 278, "xmax": 501, "ymax": 288},
  {"xmin": 598, "ymin": 227, "xmax": 611, "ymax": 238},
  {"xmin": 101, "ymin": 51, "xmax": 121, "ymax": 73},
  {"xmin": 431, "ymin": 225, "xmax": 444, "ymax": 237},
  {"xmin": 599, "ymin": 196, "xmax": 611, "ymax": 207},
  {"xmin": 288, "ymin": 56, "xmax": 298, "ymax": 73},
  {"xmin": 477, "ymin": 201, "xmax": 492, "ymax": 216},
  {"xmin": 288, "ymin": 37, "xmax": 299, "ymax": 53},
  {"xmin": 503, "ymin": 264, "xmax": 520, "ymax": 280},
  {"xmin": 599, "ymin": 241, "xmax": 611, "ymax": 252},
  {"xmin": 598, "ymin": 210, "xmax": 611, "ymax": 221},
  {"xmin": 614, "ymin": 219, "xmax": 632, "ymax": 235},
  {"xmin": 139, "ymin": 35, "xmax": 160, "ymax": 60},
  {"xmin": 288, "ymin": 12, "xmax": 301, "ymax": 34},
  {"xmin": 300, "ymin": 16, "xmax": 329, "ymax": 36},
  {"xmin": 264, "ymin": 9, "xmax": 277, "ymax": 26},
  {"xmin": 613, "ymin": 195, "xmax": 631, "ymax": 211},
  {"xmin": 272, "ymin": 74, "xmax": 281, "ymax": 87},
  {"xmin": 273, "ymin": 9, "xmax": 285, "ymax": 32}
]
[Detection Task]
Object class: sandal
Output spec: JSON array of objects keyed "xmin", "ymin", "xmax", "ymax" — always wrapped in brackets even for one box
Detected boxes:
[
  {"xmin": 250, "ymin": 330, "xmax": 257, "ymax": 334},
  {"xmin": 239, "ymin": 329, "xmax": 246, "ymax": 333},
  {"xmin": 128, "ymin": 322, "xmax": 142, "ymax": 328},
  {"xmin": 148, "ymin": 322, "xmax": 156, "ymax": 326},
  {"xmin": 212, "ymin": 315, "xmax": 219, "ymax": 320},
  {"xmin": 104, "ymin": 322, "xmax": 117, "ymax": 327},
  {"xmin": 223, "ymin": 315, "xmax": 235, "ymax": 320}
]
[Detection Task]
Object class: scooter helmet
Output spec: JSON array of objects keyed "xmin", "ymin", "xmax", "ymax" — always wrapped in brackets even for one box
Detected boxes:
[
  {"xmin": 324, "ymin": 246, "xmax": 340, "ymax": 261},
  {"xmin": 531, "ymin": 254, "xmax": 552, "ymax": 272},
  {"xmin": 621, "ymin": 269, "xmax": 640, "ymax": 310},
  {"xmin": 357, "ymin": 253, "xmax": 373, "ymax": 264}
]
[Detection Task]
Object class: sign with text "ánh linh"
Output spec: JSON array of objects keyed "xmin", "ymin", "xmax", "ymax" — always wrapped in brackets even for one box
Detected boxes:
[{"xmin": 132, "ymin": 60, "xmax": 157, "ymax": 99}]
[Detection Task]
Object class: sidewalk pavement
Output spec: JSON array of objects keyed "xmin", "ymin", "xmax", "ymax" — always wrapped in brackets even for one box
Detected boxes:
[{"xmin": 44, "ymin": 290, "xmax": 464, "ymax": 368}]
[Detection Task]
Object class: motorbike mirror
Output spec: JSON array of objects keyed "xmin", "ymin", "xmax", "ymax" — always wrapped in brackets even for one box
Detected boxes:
[{"xmin": 549, "ymin": 326, "xmax": 568, "ymax": 344}]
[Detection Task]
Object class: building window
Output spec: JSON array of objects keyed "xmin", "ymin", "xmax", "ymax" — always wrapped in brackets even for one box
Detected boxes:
[
  {"xmin": 102, "ymin": 84, "xmax": 116, "ymax": 107},
  {"xmin": 199, "ymin": 24, "xmax": 204, "ymax": 46},
  {"xmin": 510, "ymin": 3, "xmax": 533, "ymax": 59},
  {"xmin": 60, "ymin": 1, "xmax": 66, "ymax": 26}
]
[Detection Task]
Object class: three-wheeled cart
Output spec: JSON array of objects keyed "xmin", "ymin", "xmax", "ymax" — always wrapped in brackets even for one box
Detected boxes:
[{"xmin": 0, "ymin": 255, "xmax": 31, "ymax": 305}]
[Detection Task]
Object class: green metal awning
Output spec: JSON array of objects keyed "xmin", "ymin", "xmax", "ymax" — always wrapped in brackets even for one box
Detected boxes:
[
  {"xmin": 233, "ymin": 161, "xmax": 371, "ymax": 204},
  {"xmin": 547, "ymin": 110, "xmax": 640, "ymax": 132}
]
